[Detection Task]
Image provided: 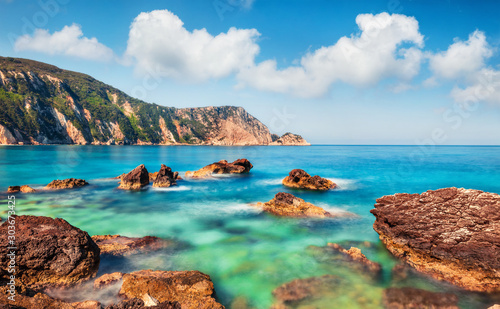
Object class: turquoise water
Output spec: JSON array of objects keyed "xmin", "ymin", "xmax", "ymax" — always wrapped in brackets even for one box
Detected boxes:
[{"xmin": 1, "ymin": 145, "xmax": 499, "ymax": 308}]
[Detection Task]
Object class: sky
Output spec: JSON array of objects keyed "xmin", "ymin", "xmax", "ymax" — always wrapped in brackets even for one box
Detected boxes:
[{"xmin": 0, "ymin": 0, "xmax": 499, "ymax": 145}]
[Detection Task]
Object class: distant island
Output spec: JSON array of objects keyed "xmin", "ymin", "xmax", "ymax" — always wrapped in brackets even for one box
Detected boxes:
[{"xmin": 0, "ymin": 57, "xmax": 309, "ymax": 146}]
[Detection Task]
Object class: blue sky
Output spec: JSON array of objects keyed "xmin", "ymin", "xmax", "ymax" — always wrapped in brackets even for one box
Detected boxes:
[{"xmin": 1, "ymin": 0, "xmax": 499, "ymax": 145}]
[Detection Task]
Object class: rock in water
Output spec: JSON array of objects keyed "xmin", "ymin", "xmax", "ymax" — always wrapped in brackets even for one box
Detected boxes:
[
  {"xmin": 282, "ymin": 169, "xmax": 336, "ymax": 191},
  {"xmin": 91, "ymin": 235, "xmax": 172, "ymax": 256},
  {"xmin": 371, "ymin": 187, "xmax": 500, "ymax": 292},
  {"xmin": 118, "ymin": 270, "xmax": 224, "ymax": 309},
  {"xmin": 382, "ymin": 287, "xmax": 459, "ymax": 309},
  {"xmin": 7, "ymin": 185, "xmax": 36, "ymax": 193},
  {"xmin": 0, "ymin": 215, "xmax": 100, "ymax": 290},
  {"xmin": 270, "ymin": 133, "xmax": 311, "ymax": 146},
  {"xmin": 185, "ymin": 159, "xmax": 253, "ymax": 178},
  {"xmin": 255, "ymin": 192, "xmax": 335, "ymax": 218},
  {"xmin": 118, "ymin": 164, "xmax": 150, "ymax": 190},
  {"xmin": 272, "ymin": 275, "xmax": 341, "ymax": 303},
  {"xmin": 46, "ymin": 178, "xmax": 89, "ymax": 189},
  {"xmin": 152, "ymin": 164, "xmax": 179, "ymax": 188}
]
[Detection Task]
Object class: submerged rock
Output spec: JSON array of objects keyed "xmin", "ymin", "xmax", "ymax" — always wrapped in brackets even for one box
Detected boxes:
[
  {"xmin": 0, "ymin": 215, "xmax": 100, "ymax": 290},
  {"xmin": 152, "ymin": 164, "xmax": 180, "ymax": 188},
  {"xmin": 282, "ymin": 169, "xmax": 336, "ymax": 191},
  {"xmin": 93, "ymin": 272, "xmax": 124, "ymax": 289},
  {"xmin": 118, "ymin": 270, "xmax": 224, "ymax": 309},
  {"xmin": 185, "ymin": 159, "xmax": 253, "ymax": 178},
  {"xmin": 118, "ymin": 164, "xmax": 150, "ymax": 190},
  {"xmin": 46, "ymin": 178, "xmax": 89, "ymax": 189},
  {"xmin": 255, "ymin": 192, "xmax": 335, "ymax": 218},
  {"xmin": 326, "ymin": 243, "xmax": 382, "ymax": 275},
  {"xmin": 272, "ymin": 275, "xmax": 341, "ymax": 303},
  {"xmin": 7, "ymin": 185, "xmax": 36, "ymax": 193},
  {"xmin": 382, "ymin": 287, "xmax": 459, "ymax": 309},
  {"xmin": 371, "ymin": 187, "xmax": 500, "ymax": 292},
  {"xmin": 91, "ymin": 235, "xmax": 172, "ymax": 256}
]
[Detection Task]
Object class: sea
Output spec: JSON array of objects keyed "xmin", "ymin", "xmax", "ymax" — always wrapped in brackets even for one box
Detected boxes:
[{"xmin": 0, "ymin": 145, "xmax": 499, "ymax": 308}]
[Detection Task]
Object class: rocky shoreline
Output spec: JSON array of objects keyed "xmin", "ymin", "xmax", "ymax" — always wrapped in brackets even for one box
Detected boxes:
[{"xmin": 2, "ymin": 158, "xmax": 500, "ymax": 308}]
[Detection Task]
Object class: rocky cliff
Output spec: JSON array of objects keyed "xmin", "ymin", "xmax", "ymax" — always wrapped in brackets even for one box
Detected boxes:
[{"xmin": 0, "ymin": 57, "xmax": 308, "ymax": 146}]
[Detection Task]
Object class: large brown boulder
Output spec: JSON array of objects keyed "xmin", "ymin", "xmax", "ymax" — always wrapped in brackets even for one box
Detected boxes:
[
  {"xmin": 118, "ymin": 164, "xmax": 150, "ymax": 190},
  {"xmin": 118, "ymin": 270, "xmax": 224, "ymax": 309},
  {"xmin": 0, "ymin": 215, "xmax": 100, "ymax": 290},
  {"xmin": 282, "ymin": 169, "xmax": 336, "ymax": 191},
  {"xmin": 153, "ymin": 165, "xmax": 180, "ymax": 188},
  {"xmin": 91, "ymin": 235, "xmax": 172, "ymax": 256},
  {"xmin": 7, "ymin": 185, "xmax": 36, "ymax": 193},
  {"xmin": 185, "ymin": 159, "xmax": 253, "ymax": 178},
  {"xmin": 371, "ymin": 187, "xmax": 500, "ymax": 292},
  {"xmin": 382, "ymin": 287, "xmax": 459, "ymax": 309},
  {"xmin": 46, "ymin": 178, "xmax": 88, "ymax": 190},
  {"xmin": 255, "ymin": 192, "xmax": 335, "ymax": 218}
]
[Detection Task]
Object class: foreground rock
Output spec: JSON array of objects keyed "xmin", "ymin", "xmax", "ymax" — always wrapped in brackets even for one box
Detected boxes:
[
  {"xmin": 0, "ymin": 287, "xmax": 101, "ymax": 309},
  {"xmin": 270, "ymin": 133, "xmax": 310, "ymax": 146},
  {"xmin": 185, "ymin": 159, "xmax": 252, "ymax": 178},
  {"xmin": 104, "ymin": 298, "xmax": 181, "ymax": 309},
  {"xmin": 255, "ymin": 192, "xmax": 336, "ymax": 218},
  {"xmin": 93, "ymin": 272, "xmax": 124, "ymax": 289},
  {"xmin": 153, "ymin": 164, "xmax": 180, "ymax": 188},
  {"xmin": 46, "ymin": 178, "xmax": 89, "ymax": 189},
  {"xmin": 382, "ymin": 287, "xmax": 459, "ymax": 309},
  {"xmin": 7, "ymin": 185, "xmax": 36, "ymax": 193},
  {"xmin": 282, "ymin": 169, "xmax": 336, "ymax": 191},
  {"xmin": 118, "ymin": 164, "xmax": 150, "ymax": 190},
  {"xmin": 0, "ymin": 215, "xmax": 100, "ymax": 290},
  {"xmin": 371, "ymin": 187, "xmax": 500, "ymax": 292},
  {"xmin": 91, "ymin": 235, "xmax": 172, "ymax": 256},
  {"xmin": 119, "ymin": 270, "xmax": 224, "ymax": 309}
]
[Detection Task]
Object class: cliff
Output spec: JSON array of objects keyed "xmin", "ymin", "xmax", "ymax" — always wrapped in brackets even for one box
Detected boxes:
[{"xmin": 0, "ymin": 57, "xmax": 308, "ymax": 146}]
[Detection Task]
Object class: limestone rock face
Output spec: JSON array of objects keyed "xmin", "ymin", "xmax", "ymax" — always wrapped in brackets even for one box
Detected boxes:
[
  {"xmin": 282, "ymin": 169, "xmax": 336, "ymax": 191},
  {"xmin": 270, "ymin": 133, "xmax": 310, "ymax": 146},
  {"xmin": 255, "ymin": 192, "xmax": 334, "ymax": 218},
  {"xmin": 153, "ymin": 164, "xmax": 179, "ymax": 188},
  {"xmin": 7, "ymin": 185, "xmax": 36, "ymax": 193},
  {"xmin": 46, "ymin": 178, "xmax": 88, "ymax": 189},
  {"xmin": 118, "ymin": 270, "xmax": 224, "ymax": 309},
  {"xmin": 91, "ymin": 235, "xmax": 172, "ymax": 256},
  {"xmin": 371, "ymin": 187, "xmax": 500, "ymax": 292},
  {"xmin": 118, "ymin": 164, "xmax": 150, "ymax": 190},
  {"xmin": 0, "ymin": 215, "xmax": 100, "ymax": 290},
  {"xmin": 185, "ymin": 159, "xmax": 253, "ymax": 178},
  {"xmin": 382, "ymin": 287, "xmax": 459, "ymax": 309}
]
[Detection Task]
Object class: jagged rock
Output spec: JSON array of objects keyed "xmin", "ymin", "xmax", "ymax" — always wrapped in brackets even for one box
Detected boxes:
[
  {"xmin": 272, "ymin": 275, "xmax": 340, "ymax": 303},
  {"xmin": 0, "ymin": 215, "xmax": 100, "ymax": 290},
  {"xmin": 382, "ymin": 287, "xmax": 459, "ymax": 309},
  {"xmin": 118, "ymin": 164, "xmax": 149, "ymax": 190},
  {"xmin": 118, "ymin": 270, "xmax": 224, "ymax": 309},
  {"xmin": 71, "ymin": 300, "xmax": 102, "ymax": 309},
  {"xmin": 0, "ymin": 289, "xmax": 80, "ymax": 309},
  {"xmin": 7, "ymin": 185, "xmax": 36, "ymax": 193},
  {"xmin": 255, "ymin": 192, "xmax": 335, "ymax": 218},
  {"xmin": 152, "ymin": 164, "xmax": 179, "ymax": 188},
  {"xmin": 185, "ymin": 159, "xmax": 253, "ymax": 178},
  {"xmin": 282, "ymin": 169, "xmax": 336, "ymax": 191},
  {"xmin": 326, "ymin": 243, "xmax": 382, "ymax": 274},
  {"xmin": 270, "ymin": 133, "xmax": 310, "ymax": 146},
  {"xmin": 93, "ymin": 272, "xmax": 124, "ymax": 289},
  {"xmin": 46, "ymin": 178, "xmax": 88, "ymax": 189},
  {"xmin": 91, "ymin": 235, "xmax": 172, "ymax": 256},
  {"xmin": 371, "ymin": 187, "xmax": 500, "ymax": 292},
  {"xmin": 104, "ymin": 298, "xmax": 181, "ymax": 309}
]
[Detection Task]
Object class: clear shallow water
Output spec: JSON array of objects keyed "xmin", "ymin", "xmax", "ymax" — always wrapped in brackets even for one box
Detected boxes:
[{"xmin": 1, "ymin": 145, "xmax": 500, "ymax": 308}]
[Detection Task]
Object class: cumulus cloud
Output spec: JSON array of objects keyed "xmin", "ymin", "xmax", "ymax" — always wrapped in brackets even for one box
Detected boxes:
[
  {"xmin": 125, "ymin": 10, "xmax": 261, "ymax": 82},
  {"xmin": 451, "ymin": 68, "xmax": 500, "ymax": 105},
  {"xmin": 429, "ymin": 30, "xmax": 493, "ymax": 80},
  {"xmin": 14, "ymin": 24, "xmax": 114, "ymax": 62},
  {"xmin": 237, "ymin": 13, "xmax": 425, "ymax": 98}
]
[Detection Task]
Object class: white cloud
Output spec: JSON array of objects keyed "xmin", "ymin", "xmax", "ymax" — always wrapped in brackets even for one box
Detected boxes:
[
  {"xmin": 237, "ymin": 13, "xmax": 424, "ymax": 98},
  {"xmin": 451, "ymin": 68, "xmax": 500, "ymax": 105},
  {"xmin": 429, "ymin": 30, "xmax": 493, "ymax": 80},
  {"xmin": 14, "ymin": 24, "xmax": 114, "ymax": 62},
  {"xmin": 125, "ymin": 10, "xmax": 260, "ymax": 82}
]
